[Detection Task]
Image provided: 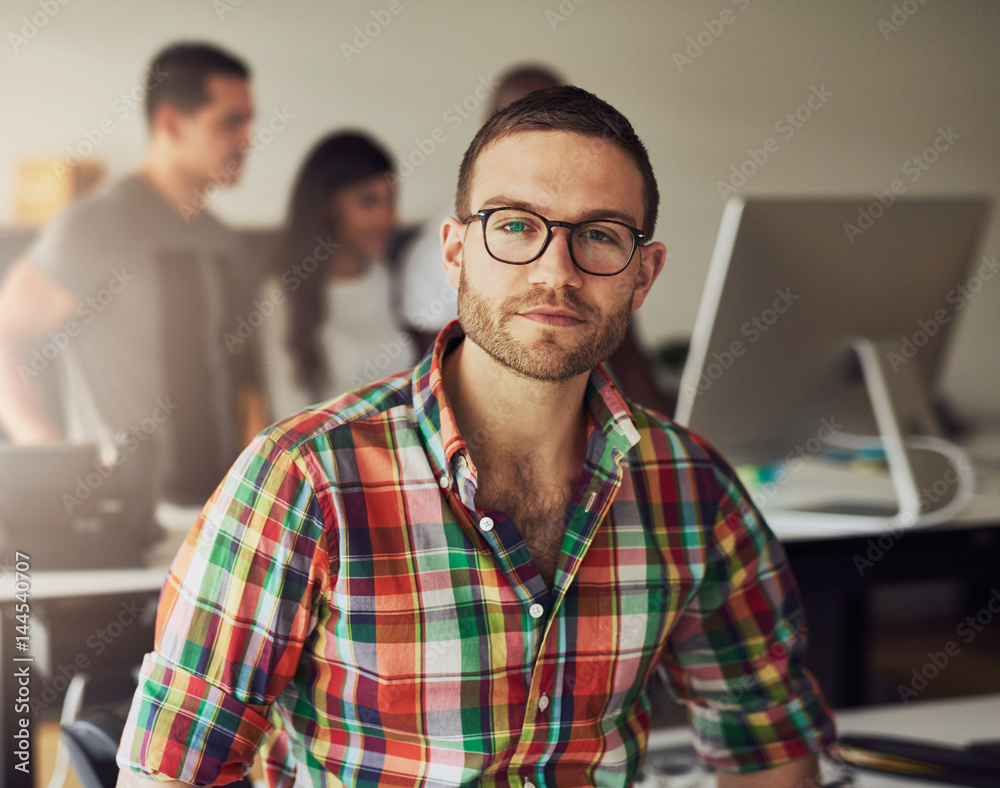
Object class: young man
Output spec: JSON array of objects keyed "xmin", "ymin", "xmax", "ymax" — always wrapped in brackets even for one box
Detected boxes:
[
  {"xmin": 0, "ymin": 42, "xmax": 256, "ymax": 506},
  {"xmin": 117, "ymin": 87, "xmax": 835, "ymax": 787}
]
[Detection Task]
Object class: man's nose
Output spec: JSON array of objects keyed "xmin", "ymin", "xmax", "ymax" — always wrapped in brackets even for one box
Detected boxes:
[{"xmin": 526, "ymin": 227, "xmax": 583, "ymax": 290}]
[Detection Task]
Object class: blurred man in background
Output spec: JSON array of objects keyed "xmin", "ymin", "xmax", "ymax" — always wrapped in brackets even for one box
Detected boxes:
[
  {"xmin": 0, "ymin": 42, "xmax": 256, "ymax": 510},
  {"xmin": 400, "ymin": 63, "xmax": 674, "ymax": 414}
]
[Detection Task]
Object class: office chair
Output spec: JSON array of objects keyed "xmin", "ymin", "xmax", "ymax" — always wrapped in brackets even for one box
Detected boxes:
[{"xmin": 60, "ymin": 709, "xmax": 125, "ymax": 788}]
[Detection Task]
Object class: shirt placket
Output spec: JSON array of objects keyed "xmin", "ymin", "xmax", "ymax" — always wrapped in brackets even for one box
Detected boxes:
[
  {"xmin": 448, "ymin": 449, "xmax": 552, "ymax": 655},
  {"xmin": 505, "ymin": 433, "xmax": 633, "ymax": 787}
]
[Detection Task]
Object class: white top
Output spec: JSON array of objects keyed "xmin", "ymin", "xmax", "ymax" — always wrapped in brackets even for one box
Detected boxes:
[
  {"xmin": 399, "ymin": 206, "xmax": 459, "ymax": 332},
  {"xmin": 258, "ymin": 261, "xmax": 418, "ymax": 421}
]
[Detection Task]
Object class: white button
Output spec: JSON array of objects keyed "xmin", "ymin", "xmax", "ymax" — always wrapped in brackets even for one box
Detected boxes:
[
  {"xmin": 529, "ymin": 603, "xmax": 544, "ymax": 619},
  {"xmin": 537, "ymin": 694, "xmax": 549, "ymax": 712},
  {"xmin": 479, "ymin": 516, "xmax": 494, "ymax": 532},
  {"xmin": 438, "ymin": 475, "xmax": 450, "ymax": 489},
  {"xmin": 524, "ymin": 782, "xmax": 536, "ymax": 788}
]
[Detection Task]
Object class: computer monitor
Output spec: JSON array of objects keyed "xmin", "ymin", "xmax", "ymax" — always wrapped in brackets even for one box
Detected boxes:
[{"xmin": 675, "ymin": 196, "xmax": 991, "ymax": 532}]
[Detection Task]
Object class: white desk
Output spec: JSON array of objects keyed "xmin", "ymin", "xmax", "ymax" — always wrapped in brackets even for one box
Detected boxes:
[
  {"xmin": 0, "ymin": 505, "xmax": 193, "ymax": 603},
  {"xmin": 0, "ymin": 566, "xmax": 166, "ymax": 603},
  {"xmin": 748, "ymin": 462, "xmax": 1000, "ymax": 542},
  {"xmin": 646, "ymin": 693, "xmax": 1000, "ymax": 787}
]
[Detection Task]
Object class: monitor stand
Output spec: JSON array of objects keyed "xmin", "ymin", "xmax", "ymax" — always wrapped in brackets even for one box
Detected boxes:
[{"xmin": 760, "ymin": 337, "xmax": 975, "ymax": 536}]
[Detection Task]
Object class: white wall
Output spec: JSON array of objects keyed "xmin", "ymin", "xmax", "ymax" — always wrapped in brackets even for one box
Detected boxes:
[{"xmin": 2, "ymin": 0, "xmax": 998, "ymax": 424}]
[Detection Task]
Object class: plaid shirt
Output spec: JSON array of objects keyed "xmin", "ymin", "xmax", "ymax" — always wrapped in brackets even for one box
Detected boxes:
[{"xmin": 118, "ymin": 322, "xmax": 835, "ymax": 786}]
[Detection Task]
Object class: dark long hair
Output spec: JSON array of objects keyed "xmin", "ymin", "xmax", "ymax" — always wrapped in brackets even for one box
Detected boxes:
[{"xmin": 272, "ymin": 131, "xmax": 393, "ymax": 394}]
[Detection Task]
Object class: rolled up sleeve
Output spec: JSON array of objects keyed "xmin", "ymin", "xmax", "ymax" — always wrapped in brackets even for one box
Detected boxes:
[
  {"xmin": 117, "ymin": 432, "xmax": 331, "ymax": 783},
  {"xmin": 662, "ymin": 452, "xmax": 837, "ymax": 773}
]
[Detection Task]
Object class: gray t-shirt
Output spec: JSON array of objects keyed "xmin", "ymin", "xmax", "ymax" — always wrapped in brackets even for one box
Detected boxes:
[{"xmin": 30, "ymin": 175, "xmax": 251, "ymax": 505}]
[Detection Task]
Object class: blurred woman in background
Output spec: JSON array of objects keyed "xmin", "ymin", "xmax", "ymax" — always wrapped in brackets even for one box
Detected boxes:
[{"xmin": 259, "ymin": 131, "xmax": 417, "ymax": 421}]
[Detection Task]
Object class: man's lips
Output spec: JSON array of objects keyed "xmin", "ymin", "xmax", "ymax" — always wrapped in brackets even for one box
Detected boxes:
[{"xmin": 517, "ymin": 308, "xmax": 585, "ymax": 327}]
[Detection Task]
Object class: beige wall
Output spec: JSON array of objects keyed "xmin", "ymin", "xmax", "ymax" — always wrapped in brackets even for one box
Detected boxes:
[{"xmin": 2, "ymin": 0, "xmax": 998, "ymax": 424}]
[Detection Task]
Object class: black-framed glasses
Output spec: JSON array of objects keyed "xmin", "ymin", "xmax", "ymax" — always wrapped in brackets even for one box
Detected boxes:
[{"xmin": 463, "ymin": 207, "xmax": 645, "ymax": 277}]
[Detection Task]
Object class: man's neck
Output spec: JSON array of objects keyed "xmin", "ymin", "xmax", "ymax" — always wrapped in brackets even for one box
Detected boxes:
[
  {"xmin": 138, "ymin": 154, "xmax": 207, "ymax": 220},
  {"xmin": 442, "ymin": 338, "xmax": 589, "ymax": 472}
]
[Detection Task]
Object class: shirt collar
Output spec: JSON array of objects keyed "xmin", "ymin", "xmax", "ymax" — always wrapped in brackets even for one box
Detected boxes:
[{"xmin": 412, "ymin": 320, "xmax": 641, "ymax": 479}]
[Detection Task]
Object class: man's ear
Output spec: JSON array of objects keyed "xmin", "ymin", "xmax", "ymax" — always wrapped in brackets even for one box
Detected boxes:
[
  {"xmin": 150, "ymin": 103, "xmax": 185, "ymax": 143},
  {"xmin": 440, "ymin": 216, "xmax": 466, "ymax": 290},
  {"xmin": 631, "ymin": 241, "xmax": 666, "ymax": 310}
]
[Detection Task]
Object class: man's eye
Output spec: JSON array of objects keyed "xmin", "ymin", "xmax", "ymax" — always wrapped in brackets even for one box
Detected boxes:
[
  {"xmin": 501, "ymin": 220, "xmax": 530, "ymax": 233},
  {"xmin": 579, "ymin": 224, "xmax": 626, "ymax": 246},
  {"xmin": 581, "ymin": 228, "xmax": 617, "ymax": 244}
]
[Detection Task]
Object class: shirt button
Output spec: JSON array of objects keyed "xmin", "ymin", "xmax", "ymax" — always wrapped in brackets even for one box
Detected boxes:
[
  {"xmin": 478, "ymin": 516, "xmax": 494, "ymax": 532},
  {"xmin": 529, "ymin": 603, "xmax": 544, "ymax": 619},
  {"xmin": 538, "ymin": 693, "xmax": 549, "ymax": 712},
  {"xmin": 438, "ymin": 475, "xmax": 450, "ymax": 489}
]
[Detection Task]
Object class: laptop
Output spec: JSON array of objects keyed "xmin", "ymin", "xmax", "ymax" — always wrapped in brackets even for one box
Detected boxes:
[{"xmin": 0, "ymin": 443, "xmax": 161, "ymax": 570}]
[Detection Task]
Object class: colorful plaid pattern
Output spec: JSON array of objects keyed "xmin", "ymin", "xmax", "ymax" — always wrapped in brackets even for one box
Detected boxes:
[{"xmin": 118, "ymin": 322, "xmax": 836, "ymax": 786}]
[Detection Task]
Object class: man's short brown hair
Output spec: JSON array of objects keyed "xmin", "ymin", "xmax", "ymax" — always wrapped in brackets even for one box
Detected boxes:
[
  {"xmin": 455, "ymin": 85, "xmax": 659, "ymax": 237},
  {"xmin": 145, "ymin": 42, "xmax": 250, "ymax": 125}
]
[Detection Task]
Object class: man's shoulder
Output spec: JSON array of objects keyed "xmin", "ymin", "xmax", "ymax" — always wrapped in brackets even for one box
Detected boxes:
[
  {"xmin": 37, "ymin": 175, "xmax": 189, "ymax": 243},
  {"xmin": 262, "ymin": 369, "xmax": 418, "ymax": 456},
  {"xmin": 42, "ymin": 176, "xmax": 139, "ymax": 233},
  {"xmin": 627, "ymin": 403, "xmax": 742, "ymax": 486},
  {"xmin": 28, "ymin": 176, "xmax": 150, "ymax": 282},
  {"xmin": 52, "ymin": 175, "xmax": 235, "ymax": 242},
  {"xmin": 628, "ymin": 405, "xmax": 765, "ymax": 537}
]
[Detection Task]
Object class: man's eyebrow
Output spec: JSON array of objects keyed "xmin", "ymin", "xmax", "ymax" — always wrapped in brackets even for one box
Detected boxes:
[
  {"xmin": 221, "ymin": 109, "xmax": 254, "ymax": 125},
  {"xmin": 479, "ymin": 196, "xmax": 640, "ymax": 228}
]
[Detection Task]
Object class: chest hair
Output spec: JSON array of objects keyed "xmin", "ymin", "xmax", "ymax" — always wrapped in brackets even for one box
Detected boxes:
[{"xmin": 475, "ymin": 456, "xmax": 574, "ymax": 588}]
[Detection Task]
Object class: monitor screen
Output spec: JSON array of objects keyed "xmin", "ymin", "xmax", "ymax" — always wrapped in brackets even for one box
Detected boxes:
[{"xmin": 675, "ymin": 196, "xmax": 990, "ymax": 529}]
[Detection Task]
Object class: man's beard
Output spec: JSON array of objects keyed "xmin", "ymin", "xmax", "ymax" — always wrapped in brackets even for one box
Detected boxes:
[{"xmin": 457, "ymin": 264, "xmax": 633, "ymax": 382}]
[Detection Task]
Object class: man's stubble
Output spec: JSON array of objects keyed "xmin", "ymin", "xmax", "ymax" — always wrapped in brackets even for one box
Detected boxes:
[{"xmin": 456, "ymin": 261, "xmax": 633, "ymax": 383}]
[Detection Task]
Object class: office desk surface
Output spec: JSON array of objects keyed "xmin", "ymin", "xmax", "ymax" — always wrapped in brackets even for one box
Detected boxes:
[
  {"xmin": 647, "ymin": 693, "xmax": 1000, "ymax": 787},
  {"xmin": 0, "ymin": 522, "xmax": 188, "ymax": 601},
  {"xmin": 754, "ymin": 462, "xmax": 1000, "ymax": 542},
  {"xmin": 0, "ymin": 566, "xmax": 167, "ymax": 602}
]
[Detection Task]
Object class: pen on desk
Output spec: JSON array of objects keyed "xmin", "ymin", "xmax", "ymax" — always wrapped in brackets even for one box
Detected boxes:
[{"xmin": 838, "ymin": 743, "xmax": 948, "ymax": 776}]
